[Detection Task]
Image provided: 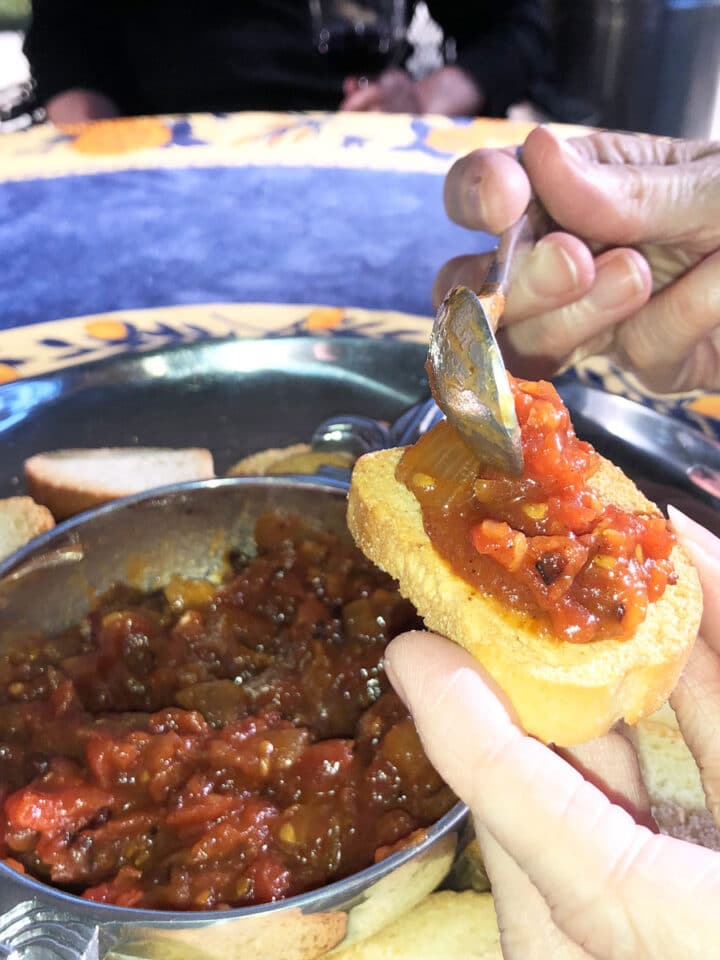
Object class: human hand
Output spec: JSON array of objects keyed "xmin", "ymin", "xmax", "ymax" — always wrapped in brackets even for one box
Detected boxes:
[
  {"xmin": 384, "ymin": 510, "xmax": 720, "ymax": 959},
  {"xmin": 46, "ymin": 88, "xmax": 119, "ymax": 124},
  {"xmin": 436, "ymin": 126, "xmax": 720, "ymax": 391},
  {"xmin": 340, "ymin": 69, "xmax": 423, "ymax": 113},
  {"xmin": 340, "ymin": 66, "xmax": 482, "ymax": 116}
]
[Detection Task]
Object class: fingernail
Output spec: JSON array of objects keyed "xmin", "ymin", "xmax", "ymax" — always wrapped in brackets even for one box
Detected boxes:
[
  {"xmin": 463, "ymin": 180, "xmax": 489, "ymax": 231},
  {"xmin": 528, "ymin": 239, "xmax": 580, "ymax": 297},
  {"xmin": 668, "ymin": 505, "xmax": 716, "ymax": 553},
  {"xmin": 589, "ymin": 254, "xmax": 646, "ymax": 311},
  {"xmin": 383, "ymin": 647, "xmax": 408, "ymax": 707}
]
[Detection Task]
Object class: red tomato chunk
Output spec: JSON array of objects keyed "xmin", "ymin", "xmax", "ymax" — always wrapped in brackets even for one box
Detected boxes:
[
  {"xmin": 0, "ymin": 514, "xmax": 454, "ymax": 910},
  {"xmin": 399, "ymin": 377, "xmax": 676, "ymax": 643}
]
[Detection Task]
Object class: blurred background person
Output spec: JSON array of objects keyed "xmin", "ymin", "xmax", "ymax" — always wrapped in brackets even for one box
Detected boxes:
[
  {"xmin": 4, "ymin": 1, "xmax": 720, "ymax": 137},
  {"xmin": 22, "ymin": 0, "xmax": 550, "ymax": 124}
]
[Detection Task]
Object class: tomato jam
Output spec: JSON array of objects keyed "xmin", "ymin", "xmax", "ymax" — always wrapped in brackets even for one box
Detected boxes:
[
  {"xmin": 0, "ymin": 513, "xmax": 455, "ymax": 910},
  {"xmin": 398, "ymin": 376, "xmax": 676, "ymax": 643}
]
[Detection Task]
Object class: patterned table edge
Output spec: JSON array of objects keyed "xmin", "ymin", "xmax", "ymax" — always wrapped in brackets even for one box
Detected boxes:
[
  {"xmin": 0, "ymin": 303, "xmax": 434, "ymax": 381},
  {"xmin": 0, "ymin": 113, "xmax": 591, "ymax": 182},
  {"xmin": 0, "ymin": 302, "xmax": 717, "ymax": 439}
]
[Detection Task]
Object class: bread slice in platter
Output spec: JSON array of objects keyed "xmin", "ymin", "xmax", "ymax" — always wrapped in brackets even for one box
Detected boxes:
[
  {"xmin": 0, "ymin": 497, "xmax": 55, "ymax": 562},
  {"xmin": 25, "ymin": 447, "xmax": 215, "ymax": 520}
]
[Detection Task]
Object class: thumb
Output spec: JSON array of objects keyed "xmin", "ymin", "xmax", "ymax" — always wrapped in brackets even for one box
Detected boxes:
[
  {"xmin": 522, "ymin": 126, "xmax": 720, "ymax": 249},
  {"xmin": 385, "ymin": 630, "xmax": 720, "ymax": 959},
  {"xmin": 340, "ymin": 84, "xmax": 381, "ymax": 111}
]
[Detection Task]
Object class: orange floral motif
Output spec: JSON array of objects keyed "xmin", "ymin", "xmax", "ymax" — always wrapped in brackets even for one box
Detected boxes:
[
  {"xmin": 304, "ymin": 307, "xmax": 345, "ymax": 331},
  {"xmin": 84, "ymin": 320, "xmax": 129, "ymax": 341},
  {"xmin": 687, "ymin": 395, "xmax": 720, "ymax": 419},
  {"xmin": 0, "ymin": 364, "xmax": 19, "ymax": 385},
  {"xmin": 424, "ymin": 119, "xmax": 536, "ymax": 156},
  {"xmin": 68, "ymin": 118, "xmax": 172, "ymax": 155}
]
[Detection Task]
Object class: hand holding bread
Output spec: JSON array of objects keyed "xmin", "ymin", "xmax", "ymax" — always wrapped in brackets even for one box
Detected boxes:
[
  {"xmin": 348, "ymin": 375, "xmax": 702, "ymax": 746},
  {"xmin": 382, "ymin": 510, "xmax": 720, "ymax": 960}
]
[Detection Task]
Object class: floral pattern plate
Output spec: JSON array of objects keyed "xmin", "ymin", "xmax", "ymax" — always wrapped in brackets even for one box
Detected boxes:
[
  {"xmin": 1, "ymin": 301, "xmax": 719, "ymax": 538},
  {"xmin": 0, "ymin": 302, "xmax": 434, "ymax": 495}
]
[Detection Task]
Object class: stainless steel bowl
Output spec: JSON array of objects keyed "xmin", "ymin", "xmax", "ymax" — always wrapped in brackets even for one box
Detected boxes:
[{"xmin": 0, "ymin": 478, "xmax": 468, "ymax": 960}]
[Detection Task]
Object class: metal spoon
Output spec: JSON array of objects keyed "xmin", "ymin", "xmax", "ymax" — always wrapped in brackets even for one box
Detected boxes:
[
  {"xmin": 426, "ymin": 214, "xmax": 534, "ymax": 476},
  {"xmin": 310, "ymin": 218, "xmax": 531, "ymax": 475},
  {"xmin": 313, "ymin": 214, "xmax": 533, "ymax": 476}
]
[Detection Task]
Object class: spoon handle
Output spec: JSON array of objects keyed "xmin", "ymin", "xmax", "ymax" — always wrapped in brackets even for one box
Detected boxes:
[{"xmin": 479, "ymin": 212, "xmax": 535, "ymax": 298}]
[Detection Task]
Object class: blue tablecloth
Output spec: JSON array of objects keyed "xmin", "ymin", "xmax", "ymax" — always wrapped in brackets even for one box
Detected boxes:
[{"xmin": 1, "ymin": 111, "xmax": 718, "ymax": 440}]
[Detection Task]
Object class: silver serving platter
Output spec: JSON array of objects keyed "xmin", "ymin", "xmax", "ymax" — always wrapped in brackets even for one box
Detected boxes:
[
  {"xmin": 0, "ymin": 337, "xmax": 430, "ymax": 493},
  {"xmin": 0, "ymin": 332, "xmax": 718, "ymax": 959},
  {"xmin": 0, "ymin": 335, "xmax": 717, "ymax": 530}
]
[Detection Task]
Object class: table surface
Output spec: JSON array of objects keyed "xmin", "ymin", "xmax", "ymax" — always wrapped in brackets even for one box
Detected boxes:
[
  {"xmin": 0, "ymin": 110, "xmax": 717, "ymax": 955},
  {"xmin": 0, "ymin": 110, "xmax": 718, "ymax": 443}
]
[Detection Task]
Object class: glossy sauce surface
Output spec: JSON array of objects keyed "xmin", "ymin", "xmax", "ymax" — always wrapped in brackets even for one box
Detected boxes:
[
  {"xmin": 0, "ymin": 513, "xmax": 454, "ymax": 910},
  {"xmin": 398, "ymin": 377, "xmax": 676, "ymax": 643}
]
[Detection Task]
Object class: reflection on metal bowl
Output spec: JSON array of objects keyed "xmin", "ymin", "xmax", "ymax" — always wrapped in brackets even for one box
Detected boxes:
[{"xmin": 0, "ymin": 477, "xmax": 468, "ymax": 960}]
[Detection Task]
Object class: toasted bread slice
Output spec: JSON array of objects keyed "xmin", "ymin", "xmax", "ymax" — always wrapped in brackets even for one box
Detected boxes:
[
  {"xmin": 632, "ymin": 704, "xmax": 720, "ymax": 850},
  {"xmin": 348, "ymin": 448, "xmax": 702, "ymax": 746},
  {"xmin": 228, "ymin": 443, "xmax": 355, "ymax": 477},
  {"xmin": 0, "ymin": 497, "xmax": 55, "ymax": 563},
  {"xmin": 25, "ymin": 448, "xmax": 215, "ymax": 520},
  {"xmin": 333, "ymin": 890, "xmax": 501, "ymax": 959},
  {"xmin": 228, "ymin": 443, "xmax": 313, "ymax": 476}
]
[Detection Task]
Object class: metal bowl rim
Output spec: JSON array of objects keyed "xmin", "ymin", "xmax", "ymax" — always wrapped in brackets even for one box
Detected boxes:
[
  {"xmin": 0, "ymin": 802, "xmax": 468, "ymax": 922},
  {"xmin": 0, "ymin": 476, "xmax": 469, "ymax": 921},
  {"xmin": 0, "ymin": 475, "xmax": 352, "ymax": 581}
]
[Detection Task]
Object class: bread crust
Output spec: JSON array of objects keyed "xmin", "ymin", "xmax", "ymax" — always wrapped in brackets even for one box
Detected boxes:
[
  {"xmin": 228, "ymin": 444, "xmax": 356, "ymax": 477},
  {"xmin": 347, "ymin": 448, "xmax": 702, "ymax": 746},
  {"xmin": 25, "ymin": 448, "xmax": 215, "ymax": 520},
  {"xmin": 228, "ymin": 444, "xmax": 313, "ymax": 476},
  {"xmin": 0, "ymin": 497, "xmax": 55, "ymax": 562}
]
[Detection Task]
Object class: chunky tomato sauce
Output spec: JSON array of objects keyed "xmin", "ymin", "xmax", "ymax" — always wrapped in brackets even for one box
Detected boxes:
[
  {"xmin": 0, "ymin": 513, "xmax": 455, "ymax": 910},
  {"xmin": 398, "ymin": 376, "xmax": 676, "ymax": 643}
]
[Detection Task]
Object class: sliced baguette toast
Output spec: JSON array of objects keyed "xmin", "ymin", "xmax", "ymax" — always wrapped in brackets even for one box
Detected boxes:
[
  {"xmin": 0, "ymin": 497, "xmax": 55, "ymax": 563},
  {"xmin": 333, "ymin": 890, "xmax": 501, "ymax": 959},
  {"xmin": 25, "ymin": 448, "xmax": 215, "ymax": 520},
  {"xmin": 348, "ymin": 447, "xmax": 702, "ymax": 746},
  {"xmin": 631, "ymin": 703, "xmax": 720, "ymax": 850},
  {"xmin": 228, "ymin": 443, "xmax": 355, "ymax": 477},
  {"xmin": 228, "ymin": 443, "xmax": 313, "ymax": 476}
]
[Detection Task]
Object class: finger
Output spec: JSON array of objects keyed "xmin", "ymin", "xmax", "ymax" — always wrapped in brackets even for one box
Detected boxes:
[
  {"xmin": 475, "ymin": 826, "xmax": 590, "ymax": 960},
  {"xmin": 432, "ymin": 253, "xmax": 494, "ymax": 309},
  {"xmin": 670, "ymin": 636, "xmax": 720, "ymax": 828},
  {"xmin": 561, "ymin": 130, "xmax": 720, "ymax": 167},
  {"xmin": 521, "ymin": 126, "xmax": 720, "ymax": 248},
  {"xmin": 668, "ymin": 507, "xmax": 720, "ymax": 651},
  {"xmin": 615, "ymin": 249, "xmax": 720, "ymax": 390},
  {"xmin": 443, "ymin": 148, "xmax": 531, "ymax": 234},
  {"xmin": 342, "ymin": 77, "xmax": 361, "ymax": 97},
  {"xmin": 504, "ymin": 233, "xmax": 595, "ymax": 323},
  {"xmin": 340, "ymin": 85, "xmax": 381, "ymax": 111},
  {"xmin": 667, "ymin": 508, "xmax": 720, "ymax": 825},
  {"xmin": 560, "ymin": 733, "xmax": 656, "ymax": 831},
  {"xmin": 378, "ymin": 67, "xmax": 408, "ymax": 88},
  {"xmin": 499, "ymin": 248, "xmax": 652, "ymax": 379},
  {"xmin": 385, "ymin": 631, "xmax": 720, "ymax": 959},
  {"xmin": 432, "ymin": 233, "xmax": 594, "ymax": 316}
]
